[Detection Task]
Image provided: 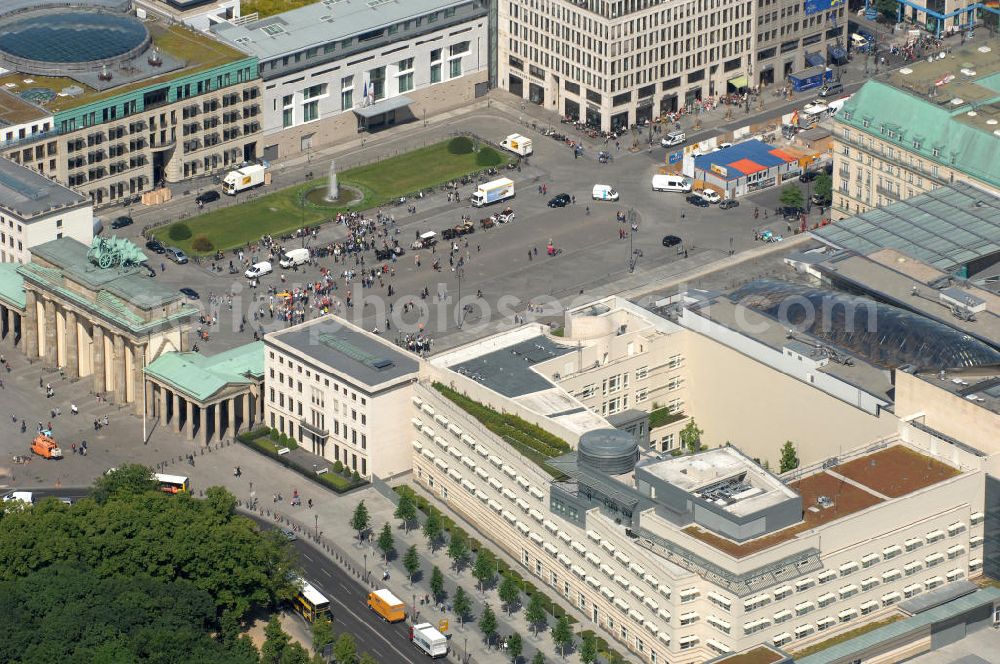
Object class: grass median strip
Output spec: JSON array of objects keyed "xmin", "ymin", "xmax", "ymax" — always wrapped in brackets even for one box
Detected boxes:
[{"xmin": 154, "ymin": 138, "xmax": 506, "ymax": 254}]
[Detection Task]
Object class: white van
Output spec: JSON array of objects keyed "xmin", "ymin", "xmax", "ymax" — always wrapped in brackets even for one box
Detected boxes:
[
  {"xmin": 651, "ymin": 174, "xmax": 692, "ymax": 193},
  {"xmin": 660, "ymin": 131, "xmax": 686, "ymax": 147},
  {"xmin": 592, "ymin": 184, "xmax": 620, "ymax": 201},
  {"xmin": 279, "ymin": 247, "xmax": 310, "ymax": 269},
  {"xmin": 244, "ymin": 261, "xmax": 273, "ymax": 279}
]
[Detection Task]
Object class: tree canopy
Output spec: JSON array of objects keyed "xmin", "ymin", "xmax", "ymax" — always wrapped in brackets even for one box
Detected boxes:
[{"xmin": 0, "ymin": 465, "xmax": 300, "ymax": 664}]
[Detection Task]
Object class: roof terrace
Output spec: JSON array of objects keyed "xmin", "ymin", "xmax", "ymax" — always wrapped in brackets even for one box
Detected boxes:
[
  {"xmin": 682, "ymin": 444, "xmax": 960, "ymax": 558},
  {"xmin": 0, "ymin": 21, "xmax": 248, "ymax": 115}
]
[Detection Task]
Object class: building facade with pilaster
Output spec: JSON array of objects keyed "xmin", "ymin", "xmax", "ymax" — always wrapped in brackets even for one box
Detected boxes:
[{"xmin": 15, "ymin": 237, "xmax": 197, "ymax": 414}]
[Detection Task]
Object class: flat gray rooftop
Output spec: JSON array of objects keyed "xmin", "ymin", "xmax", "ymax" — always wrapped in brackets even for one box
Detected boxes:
[
  {"xmin": 213, "ymin": 0, "xmax": 470, "ymax": 60},
  {"xmin": 450, "ymin": 335, "xmax": 574, "ymax": 398},
  {"xmin": 919, "ymin": 371, "xmax": 1000, "ymax": 416},
  {"xmin": 686, "ymin": 295, "xmax": 895, "ymax": 400},
  {"xmin": 816, "ymin": 252, "xmax": 1000, "ymax": 350},
  {"xmin": 0, "ymin": 157, "xmax": 87, "ymax": 219},
  {"xmin": 812, "ymin": 182, "xmax": 1000, "ymax": 273},
  {"xmin": 268, "ymin": 317, "xmax": 418, "ymax": 387}
]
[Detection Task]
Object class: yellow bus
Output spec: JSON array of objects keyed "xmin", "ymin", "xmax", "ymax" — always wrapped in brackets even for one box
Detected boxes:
[
  {"xmin": 154, "ymin": 473, "xmax": 190, "ymax": 494},
  {"xmin": 293, "ymin": 577, "xmax": 331, "ymax": 623}
]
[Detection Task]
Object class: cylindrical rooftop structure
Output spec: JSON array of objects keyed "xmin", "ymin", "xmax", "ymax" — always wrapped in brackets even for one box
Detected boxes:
[{"xmin": 578, "ymin": 429, "xmax": 639, "ymax": 475}]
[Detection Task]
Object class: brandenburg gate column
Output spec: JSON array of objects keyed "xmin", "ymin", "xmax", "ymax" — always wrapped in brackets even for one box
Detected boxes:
[
  {"xmin": 65, "ymin": 309, "xmax": 79, "ymax": 379},
  {"xmin": 43, "ymin": 298, "xmax": 56, "ymax": 367},
  {"xmin": 23, "ymin": 290, "xmax": 37, "ymax": 359},
  {"xmin": 92, "ymin": 325, "xmax": 106, "ymax": 394},
  {"xmin": 113, "ymin": 334, "xmax": 126, "ymax": 403}
]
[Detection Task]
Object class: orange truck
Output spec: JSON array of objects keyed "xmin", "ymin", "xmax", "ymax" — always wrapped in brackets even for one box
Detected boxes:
[
  {"xmin": 31, "ymin": 434, "xmax": 62, "ymax": 459},
  {"xmin": 367, "ymin": 588, "xmax": 406, "ymax": 623}
]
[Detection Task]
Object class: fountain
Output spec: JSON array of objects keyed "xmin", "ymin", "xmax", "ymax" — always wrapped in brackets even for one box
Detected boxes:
[
  {"xmin": 303, "ymin": 158, "xmax": 361, "ymax": 208},
  {"xmin": 326, "ymin": 159, "xmax": 339, "ymax": 202}
]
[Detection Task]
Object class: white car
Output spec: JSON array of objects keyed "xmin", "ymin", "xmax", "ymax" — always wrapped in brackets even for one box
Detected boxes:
[
  {"xmin": 244, "ymin": 261, "xmax": 273, "ymax": 279},
  {"xmin": 694, "ymin": 188, "xmax": 721, "ymax": 204},
  {"xmin": 660, "ymin": 131, "xmax": 686, "ymax": 147}
]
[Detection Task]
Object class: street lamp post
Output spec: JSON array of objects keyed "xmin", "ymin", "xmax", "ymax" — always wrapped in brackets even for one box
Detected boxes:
[
  {"xmin": 412, "ymin": 593, "xmax": 416, "ymax": 623},
  {"xmin": 364, "ymin": 553, "xmax": 368, "ymax": 583},
  {"xmin": 463, "ymin": 636, "xmax": 468, "ymax": 664},
  {"xmin": 455, "ymin": 266, "xmax": 465, "ymax": 328},
  {"xmin": 314, "ymin": 514, "xmax": 319, "ymax": 539}
]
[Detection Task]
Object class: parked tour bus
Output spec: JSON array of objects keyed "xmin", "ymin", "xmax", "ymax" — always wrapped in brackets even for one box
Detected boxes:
[
  {"xmin": 154, "ymin": 473, "xmax": 190, "ymax": 494},
  {"xmin": 293, "ymin": 577, "xmax": 331, "ymax": 623}
]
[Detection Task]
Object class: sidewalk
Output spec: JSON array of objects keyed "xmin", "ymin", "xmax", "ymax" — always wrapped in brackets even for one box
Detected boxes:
[{"xmin": 155, "ymin": 439, "xmax": 586, "ymax": 664}]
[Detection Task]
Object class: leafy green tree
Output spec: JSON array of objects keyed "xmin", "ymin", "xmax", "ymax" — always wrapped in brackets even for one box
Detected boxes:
[
  {"xmin": 580, "ymin": 632, "xmax": 598, "ymax": 664},
  {"xmin": 813, "ymin": 172, "xmax": 832, "ymax": 205},
  {"xmin": 351, "ymin": 501, "xmax": 370, "ymax": 542},
  {"xmin": 873, "ymin": 0, "xmax": 897, "ymax": 20},
  {"xmin": 453, "ymin": 586, "xmax": 472, "ymax": 625},
  {"xmin": 359, "ymin": 654, "xmax": 378, "ymax": 664},
  {"xmin": 394, "ymin": 491, "xmax": 417, "ymax": 532},
  {"xmin": 261, "ymin": 615, "xmax": 291, "ymax": 664},
  {"xmin": 507, "ymin": 632, "xmax": 523, "ymax": 662},
  {"xmin": 333, "ymin": 633, "xmax": 358, "ymax": 664},
  {"xmin": 498, "ymin": 574, "xmax": 521, "ymax": 615},
  {"xmin": 91, "ymin": 463, "xmax": 157, "ymax": 503},
  {"xmin": 422, "ymin": 511, "xmax": 443, "ymax": 549},
  {"xmin": 779, "ymin": 184, "xmax": 805, "ymax": 210},
  {"xmin": 311, "ymin": 618, "xmax": 335, "ymax": 653},
  {"xmin": 447, "ymin": 532, "xmax": 469, "ymax": 569},
  {"xmin": 780, "ymin": 440, "xmax": 800, "ymax": 473},
  {"xmin": 472, "ymin": 548, "xmax": 496, "ymax": 591},
  {"xmin": 551, "ymin": 615, "xmax": 573, "ymax": 656},
  {"xmin": 532, "ymin": 652, "xmax": 546, "ymax": 664},
  {"xmin": 403, "ymin": 545, "xmax": 420, "ymax": 582},
  {"xmin": 680, "ymin": 419, "xmax": 704, "ymax": 454},
  {"xmin": 430, "ymin": 566, "xmax": 445, "ymax": 602},
  {"xmin": 525, "ymin": 593, "xmax": 547, "ymax": 636},
  {"xmin": 479, "ymin": 603, "xmax": 498, "ymax": 646},
  {"xmin": 377, "ymin": 523, "xmax": 394, "ymax": 561},
  {"xmin": 279, "ymin": 641, "xmax": 311, "ymax": 664}
]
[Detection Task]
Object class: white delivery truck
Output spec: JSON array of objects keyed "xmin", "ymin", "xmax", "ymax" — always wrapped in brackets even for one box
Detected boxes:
[
  {"xmin": 500, "ymin": 134, "xmax": 533, "ymax": 156},
  {"xmin": 410, "ymin": 623, "xmax": 448, "ymax": 658},
  {"xmin": 470, "ymin": 178, "xmax": 515, "ymax": 207},
  {"xmin": 279, "ymin": 247, "xmax": 310, "ymax": 269},
  {"xmin": 651, "ymin": 174, "xmax": 692, "ymax": 192},
  {"xmin": 223, "ymin": 164, "xmax": 266, "ymax": 195}
]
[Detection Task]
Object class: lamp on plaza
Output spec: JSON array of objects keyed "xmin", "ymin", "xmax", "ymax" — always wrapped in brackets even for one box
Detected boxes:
[
  {"xmin": 364, "ymin": 552, "xmax": 368, "ymax": 583},
  {"xmin": 463, "ymin": 635, "xmax": 468, "ymax": 664},
  {"xmin": 455, "ymin": 266, "xmax": 465, "ymax": 329},
  {"xmin": 314, "ymin": 513, "xmax": 319, "ymax": 539}
]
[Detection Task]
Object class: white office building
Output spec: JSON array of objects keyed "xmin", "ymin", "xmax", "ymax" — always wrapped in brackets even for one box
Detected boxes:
[
  {"xmin": 213, "ymin": 0, "xmax": 490, "ymax": 160},
  {"xmin": 0, "ymin": 157, "xmax": 93, "ymax": 264}
]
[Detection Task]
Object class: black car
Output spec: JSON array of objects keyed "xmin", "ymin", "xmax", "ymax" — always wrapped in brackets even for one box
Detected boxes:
[
  {"xmin": 719, "ymin": 199, "xmax": 740, "ymax": 210},
  {"xmin": 778, "ymin": 205, "xmax": 805, "ymax": 220},
  {"xmin": 662, "ymin": 235, "xmax": 682, "ymax": 247},
  {"xmin": 179, "ymin": 287, "xmax": 200, "ymax": 300},
  {"xmin": 547, "ymin": 193, "xmax": 571, "ymax": 208},
  {"xmin": 374, "ymin": 246, "xmax": 405, "ymax": 261},
  {"xmin": 799, "ymin": 170, "xmax": 819, "ymax": 183},
  {"xmin": 686, "ymin": 195, "xmax": 710, "ymax": 208},
  {"xmin": 145, "ymin": 239, "xmax": 165, "ymax": 254},
  {"xmin": 111, "ymin": 216, "xmax": 133, "ymax": 230},
  {"xmin": 196, "ymin": 190, "xmax": 221, "ymax": 205}
]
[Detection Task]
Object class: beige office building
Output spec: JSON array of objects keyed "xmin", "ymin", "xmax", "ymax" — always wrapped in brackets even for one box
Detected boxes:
[
  {"xmin": 264, "ymin": 317, "xmax": 420, "ymax": 479},
  {"xmin": 497, "ymin": 0, "xmax": 845, "ymax": 132},
  {"xmin": 830, "ymin": 41, "xmax": 1000, "ymax": 220},
  {"xmin": 0, "ymin": 1, "xmax": 261, "ymax": 205}
]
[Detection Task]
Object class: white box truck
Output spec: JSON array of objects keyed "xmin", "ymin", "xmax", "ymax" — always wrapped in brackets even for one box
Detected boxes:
[
  {"xmin": 279, "ymin": 247, "xmax": 310, "ymax": 269},
  {"xmin": 410, "ymin": 623, "xmax": 448, "ymax": 658},
  {"xmin": 223, "ymin": 164, "xmax": 266, "ymax": 195},
  {"xmin": 500, "ymin": 133, "xmax": 533, "ymax": 156},
  {"xmin": 470, "ymin": 178, "xmax": 515, "ymax": 207}
]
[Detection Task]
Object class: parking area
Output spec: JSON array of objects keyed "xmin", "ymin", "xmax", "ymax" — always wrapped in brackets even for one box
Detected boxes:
[{"xmin": 108, "ymin": 108, "xmax": 826, "ymax": 352}]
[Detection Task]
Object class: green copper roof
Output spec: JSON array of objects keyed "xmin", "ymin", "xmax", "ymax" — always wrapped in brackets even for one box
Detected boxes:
[
  {"xmin": 144, "ymin": 341, "xmax": 263, "ymax": 402},
  {"xmin": 0, "ymin": 262, "xmax": 25, "ymax": 310},
  {"xmin": 839, "ymin": 79, "xmax": 1000, "ymax": 188},
  {"xmin": 26, "ymin": 237, "xmax": 182, "ymax": 310}
]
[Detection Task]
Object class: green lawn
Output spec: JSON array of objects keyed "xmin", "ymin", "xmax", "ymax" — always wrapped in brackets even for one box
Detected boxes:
[{"xmin": 154, "ymin": 139, "xmax": 505, "ymax": 254}]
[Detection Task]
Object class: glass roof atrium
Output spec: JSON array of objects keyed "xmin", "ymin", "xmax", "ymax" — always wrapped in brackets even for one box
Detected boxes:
[{"xmin": 730, "ymin": 279, "xmax": 1000, "ymax": 371}]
